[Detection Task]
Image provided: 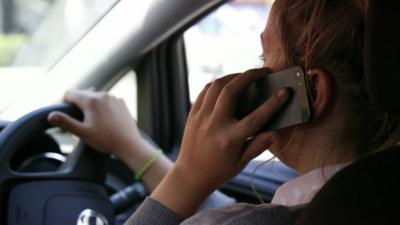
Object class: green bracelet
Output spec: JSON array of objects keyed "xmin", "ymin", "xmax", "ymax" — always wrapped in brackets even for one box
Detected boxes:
[{"xmin": 134, "ymin": 149, "xmax": 163, "ymax": 181}]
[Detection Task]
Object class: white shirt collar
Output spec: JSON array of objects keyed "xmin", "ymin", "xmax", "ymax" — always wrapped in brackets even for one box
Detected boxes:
[{"xmin": 271, "ymin": 163, "xmax": 350, "ymax": 206}]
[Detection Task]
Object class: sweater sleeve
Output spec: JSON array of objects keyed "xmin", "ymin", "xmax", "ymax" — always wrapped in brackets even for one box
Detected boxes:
[
  {"xmin": 199, "ymin": 190, "xmax": 236, "ymax": 211},
  {"xmin": 124, "ymin": 197, "xmax": 183, "ymax": 225},
  {"xmin": 124, "ymin": 191, "xmax": 235, "ymax": 225}
]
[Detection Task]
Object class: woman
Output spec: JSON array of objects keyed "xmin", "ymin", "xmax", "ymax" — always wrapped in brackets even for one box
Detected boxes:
[{"xmin": 48, "ymin": 0, "xmax": 400, "ymax": 224}]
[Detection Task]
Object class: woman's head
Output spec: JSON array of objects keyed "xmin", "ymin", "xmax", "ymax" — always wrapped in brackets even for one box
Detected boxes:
[{"xmin": 261, "ymin": 0, "xmax": 400, "ymax": 172}]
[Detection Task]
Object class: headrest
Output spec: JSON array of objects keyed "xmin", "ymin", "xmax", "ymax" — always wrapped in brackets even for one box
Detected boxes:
[
  {"xmin": 295, "ymin": 148, "xmax": 400, "ymax": 225},
  {"xmin": 365, "ymin": 1, "xmax": 400, "ymax": 114}
]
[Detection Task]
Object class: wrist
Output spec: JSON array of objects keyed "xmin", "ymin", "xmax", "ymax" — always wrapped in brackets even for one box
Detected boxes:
[
  {"xmin": 151, "ymin": 165, "xmax": 213, "ymax": 218},
  {"xmin": 114, "ymin": 139, "xmax": 158, "ymax": 172},
  {"xmin": 134, "ymin": 149, "xmax": 163, "ymax": 181},
  {"xmin": 172, "ymin": 163, "xmax": 215, "ymax": 194}
]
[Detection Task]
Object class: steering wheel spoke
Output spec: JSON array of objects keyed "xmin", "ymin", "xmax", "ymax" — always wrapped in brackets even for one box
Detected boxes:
[{"xmin": 0, "ymin": 104, "xmax": 113, "ymax": 225}]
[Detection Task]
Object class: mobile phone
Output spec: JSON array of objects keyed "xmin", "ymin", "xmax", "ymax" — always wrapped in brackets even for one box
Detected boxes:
[{"xmin": 235, "ymin": 66, "xmax": 312, "ymax": 131}]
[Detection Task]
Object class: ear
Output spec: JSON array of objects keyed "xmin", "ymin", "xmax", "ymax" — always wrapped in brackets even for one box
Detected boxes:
[{"xmin": 307, "ymin": 69, "xmax": 332, "ymax": 118}]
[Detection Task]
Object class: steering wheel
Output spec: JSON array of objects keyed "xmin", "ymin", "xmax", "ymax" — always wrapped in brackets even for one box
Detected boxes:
[{"xmin": 0, "ymin": 104, "xmax": 114, "ymax": 225}]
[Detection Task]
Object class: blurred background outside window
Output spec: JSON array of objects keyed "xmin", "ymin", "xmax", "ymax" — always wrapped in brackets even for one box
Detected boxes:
[
  {"xmin": 185, "ymin": 0, "xmax": 274, "ymax": 161},
  {"xmin": 0, "ymin": 0, "xmax": 118, "ymax": 120}
]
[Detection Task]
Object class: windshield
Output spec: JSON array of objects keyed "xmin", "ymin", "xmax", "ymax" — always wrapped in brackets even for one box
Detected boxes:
[{"xmin": 0, "ymin": 0, "xmax": 118, "ymax": 120}]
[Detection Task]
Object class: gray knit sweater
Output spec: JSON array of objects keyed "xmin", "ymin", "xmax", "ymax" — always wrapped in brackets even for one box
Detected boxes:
[{"xmin": 124, "ymin": 197, "xmax": 305, "ymax": 225}]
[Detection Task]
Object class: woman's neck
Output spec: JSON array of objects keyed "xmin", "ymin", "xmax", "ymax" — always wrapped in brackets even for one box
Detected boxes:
[{"xmin": 279, "ymin": 125, "xmax": 355, "ymax": 175}]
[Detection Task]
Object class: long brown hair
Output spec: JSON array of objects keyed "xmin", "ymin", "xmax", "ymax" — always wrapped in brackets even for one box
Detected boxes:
[{"xmin": 273, "ymin": 0, "xmax": 400, "ymax": 162}]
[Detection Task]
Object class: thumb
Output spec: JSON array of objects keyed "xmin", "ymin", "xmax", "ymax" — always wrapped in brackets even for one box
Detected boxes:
[
  {"xmin": 48, "ymin": 111, "xmax": 86, "ymax": 137},
  {"xmin": 240, "ymin": 132, "xmax": 276, "ymax": 166}
]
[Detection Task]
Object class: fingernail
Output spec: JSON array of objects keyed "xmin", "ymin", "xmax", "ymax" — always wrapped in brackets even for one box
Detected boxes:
[
  {"xmin": 276, "ymin": 88, "xmax": 288, "ymax": 99},
  {"xmin": 48, "ymin": 113, "xmax": 60, "ymax": 123}
]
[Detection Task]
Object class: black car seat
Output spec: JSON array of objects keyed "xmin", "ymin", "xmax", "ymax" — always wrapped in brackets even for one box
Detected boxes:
[{"xmin": 295, "ymin": 1, "xmax": 400, "ymax": 224}]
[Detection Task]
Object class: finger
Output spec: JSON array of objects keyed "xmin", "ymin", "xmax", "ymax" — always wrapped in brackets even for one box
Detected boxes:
[
  {"xmin": 202, "ymin": 74, "xmax": 239, "ymax": 113},
  {"xmin": 48, "ymin": 111, "xmax": 86, "ymax": 137},
  {"xmin": 63, "ymin": 89, "xmax": 97, "ymax": 109},
  {"xmin": 239, "ymin": 131, "xmax": 276, "ymax": 166},
  {"xmin": 191, "ymin": 83, "xmax": 212, "ymax": 113},
  {"xmin": 214, "ymin": 68, "xmax": 272, "ymax": 118},
  {"xmin": 237, "ymin": 88, "xmax": 289, "ymax": 137}
]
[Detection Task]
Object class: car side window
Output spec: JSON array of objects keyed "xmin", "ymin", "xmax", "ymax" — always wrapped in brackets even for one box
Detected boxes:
[
  {"xmin": 184, "ymin": 0, "xmax": 273, "ymax": 161},
  {"xmin": 108, "ymin": 70, "xmax": 138, "ymax": 120}
]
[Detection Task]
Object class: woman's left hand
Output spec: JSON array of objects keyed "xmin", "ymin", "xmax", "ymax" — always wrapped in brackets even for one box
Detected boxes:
[{"xmin": 151, "ymin": 68, "xmax": 289, "ymax": 218}]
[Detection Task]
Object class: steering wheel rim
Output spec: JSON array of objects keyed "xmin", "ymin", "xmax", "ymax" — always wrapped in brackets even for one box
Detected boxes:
[{"xmin": 0, "ymin": 104, "xmax": 112, "ymax": 224}]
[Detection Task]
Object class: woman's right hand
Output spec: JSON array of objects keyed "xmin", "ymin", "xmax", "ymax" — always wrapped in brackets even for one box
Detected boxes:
[
  {"xmin": 48, "ymin": 90, "xmax": 173, "ymax": 191},
  {"xmin": 48, "ymin": 90, "xmax": 146, "ymax": 157}
]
